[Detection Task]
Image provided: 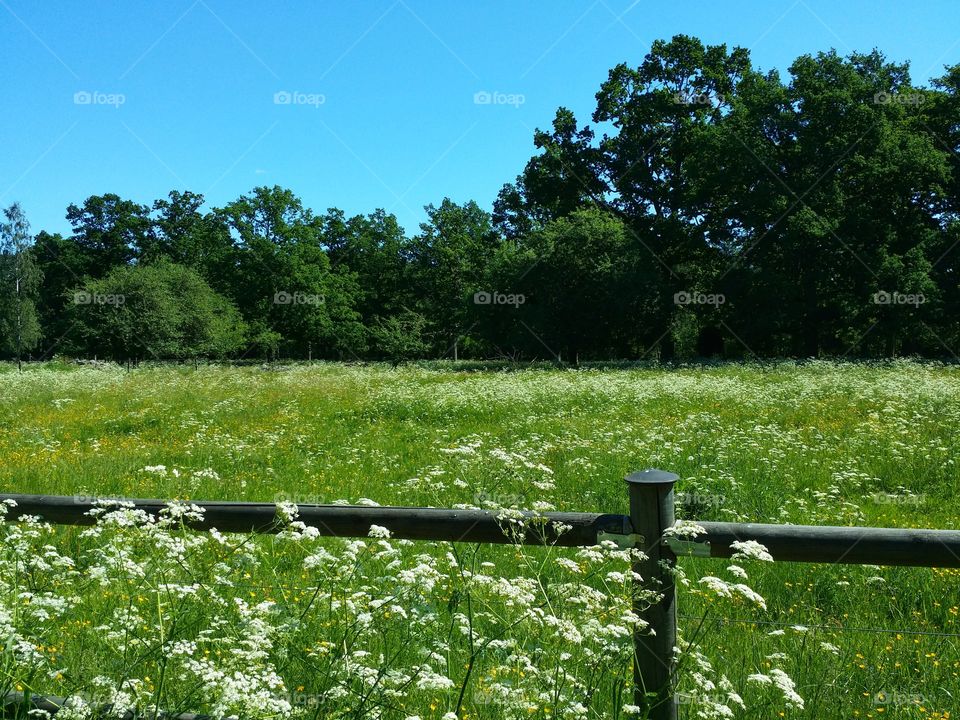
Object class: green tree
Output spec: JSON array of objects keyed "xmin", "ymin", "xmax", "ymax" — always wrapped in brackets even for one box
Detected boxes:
[
  {"xmin": 496, "ymin": 35, "xmax": 754, "ymax": 358},
  {"xmin": 521, "ymin": 206, "xmax": 651, "ymax": 362},
  {"xmin": 171, "ymin": 263, "xmax": 248, "ymax": 360},
  {"xmin": 408, "ymin": 199, "xmax": 500, "ymax": 358},
  {"xmin": 0, "ymin": 203, "xmax": 42, "ymax": 369},
  {"xmin": 65, "ymin": 194, "xmax": 152, "ymax": 275},
  {"xmin": 218, "ymin": 186, "xmax": 365, "ymax": 359},
  {"xmin": 69, "ymin": 261, "xmax": 245, "ymax": 363},
  {"xmin": 324, "ymin": 208, "xmax": 411, "ymax": 322},
  {"xmin": 147, "ymin": 192, "xmax": 236, "ymax": 285},
  {"xmin": 924, "ymin": 64, "xmax": 960, "ymax": 352},
  {"xmin": 369, "ymin": 308, "xmax": 430, "ymax": 362},
  {"xmin": 32, "ymin": 231, "xmax": 89, "ymax": 358},
  {"xmin": 717, "ymin": 50, "xmax": 948, "ymax": 356}
]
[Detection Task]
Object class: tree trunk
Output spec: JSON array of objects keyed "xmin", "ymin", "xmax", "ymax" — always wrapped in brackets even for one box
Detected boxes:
[
  {"xmin": 660, "ymin": 333, "xmax": 675, "ymax": 362},
  {"xmin": 15, "ymin": 277, "xmax": 22, "ymax": 372},
  {"xmin": 802, "ymin": 318, "xmax": 819, "ymax": 358}
]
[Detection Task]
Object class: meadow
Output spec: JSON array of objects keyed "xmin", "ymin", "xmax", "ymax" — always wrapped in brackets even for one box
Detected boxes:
[{"xmin": 0, "ymin": 361, "xmax": 958, "ymax": 719}]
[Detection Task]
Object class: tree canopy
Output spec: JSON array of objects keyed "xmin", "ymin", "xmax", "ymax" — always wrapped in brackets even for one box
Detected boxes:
[{"xmin": 4, "ymin": 36, "xmax": 960, "ymax": 364}]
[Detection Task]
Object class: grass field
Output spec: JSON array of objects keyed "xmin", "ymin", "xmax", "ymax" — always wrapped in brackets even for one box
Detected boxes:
[{"xmin": 1, "ymin": 361, "xmax": 959, "ymax": 719}]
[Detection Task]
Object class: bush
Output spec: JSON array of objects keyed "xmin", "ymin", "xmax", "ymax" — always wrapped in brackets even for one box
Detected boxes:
[{"xmin": 69, "ymin": 261, "xmax": 246, "ymax": 362}]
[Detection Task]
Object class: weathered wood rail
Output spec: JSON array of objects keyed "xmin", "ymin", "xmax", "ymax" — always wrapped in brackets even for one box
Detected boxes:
[{"xmin": 3, "ymin": 469, "xmax": 959, "ymax": 720}]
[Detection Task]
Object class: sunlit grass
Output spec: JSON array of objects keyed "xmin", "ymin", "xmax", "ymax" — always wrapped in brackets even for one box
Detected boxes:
[{"xmin": 1, "ymin": 360, "xmax": 958, "ymax": 718}]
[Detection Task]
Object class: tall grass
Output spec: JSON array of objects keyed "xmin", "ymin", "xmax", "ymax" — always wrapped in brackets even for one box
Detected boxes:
[{"xmin": 0, "ymin": 361, "xmax": 957, "ymax": 718}]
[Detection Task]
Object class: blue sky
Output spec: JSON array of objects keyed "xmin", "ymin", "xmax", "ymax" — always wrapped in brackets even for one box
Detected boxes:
[{"xmin": 3, "ymin": 0, "xmax": 960, "ymax": 237}]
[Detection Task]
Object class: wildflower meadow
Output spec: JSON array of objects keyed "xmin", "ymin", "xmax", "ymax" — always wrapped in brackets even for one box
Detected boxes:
[{"xmin": 0, "ymin": 360, "xmax": 958, "ymax": 719}]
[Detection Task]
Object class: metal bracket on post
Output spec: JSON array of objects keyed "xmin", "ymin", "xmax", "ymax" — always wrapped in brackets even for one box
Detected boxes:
[
  {"xmin": 626, "ymin": 468, "xmax": 680, "ymax": 720},
  {"xmin": 596, "ymin": 530, "xmax": 644, "ymax": 549},
  {"xmin": 664, "ymin": 536, "xmax": 712, "ymax": 558}
]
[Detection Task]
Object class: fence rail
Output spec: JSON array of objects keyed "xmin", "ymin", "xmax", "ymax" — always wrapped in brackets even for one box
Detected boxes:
[
  {"xmin": 3, "ymin": 469, "xmax": 959, "ymax": 720},
  {"xmin": 0, "ymin": 493, "xmax": 628, "ymax": 546},
  {"xmin": 695, "ymin": 520, "xmax": 960, "ymax": 566},
  {"xmin": 6, "ymin": 492, "xmax": 959, "ymax": 567}
]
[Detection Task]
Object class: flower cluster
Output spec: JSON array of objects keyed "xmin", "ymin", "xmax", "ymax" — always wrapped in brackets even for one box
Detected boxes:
[{"xmin": 0, "ymin": 498, "xmax": 798, "ymax": 718}]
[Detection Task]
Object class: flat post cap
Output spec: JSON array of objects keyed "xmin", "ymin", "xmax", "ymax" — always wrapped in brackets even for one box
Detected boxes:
[{"xmin": 625, "ymin": 469, "xmax": 680, "ymax": 486}]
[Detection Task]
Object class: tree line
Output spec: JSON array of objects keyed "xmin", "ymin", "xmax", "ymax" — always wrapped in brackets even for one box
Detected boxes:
[{"xmin": 2, "ymin": 35, "xmax": 960, "ymax": 364}]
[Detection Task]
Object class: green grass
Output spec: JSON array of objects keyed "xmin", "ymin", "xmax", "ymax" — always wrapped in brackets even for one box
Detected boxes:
[{"xmin": 1, "ymin": 360, "xmax": 958, "ymax": 719}]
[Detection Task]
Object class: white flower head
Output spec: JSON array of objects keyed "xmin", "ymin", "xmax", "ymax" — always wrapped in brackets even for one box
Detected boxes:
[{"xmin": 730, "ymin": 540, "xmax": 773, "ymax": 562}]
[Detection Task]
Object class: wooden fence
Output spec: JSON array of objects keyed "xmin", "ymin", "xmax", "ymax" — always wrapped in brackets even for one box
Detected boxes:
[{"xmin": 4, "ymin": 469, "xmax": 960, "ymax": 720}]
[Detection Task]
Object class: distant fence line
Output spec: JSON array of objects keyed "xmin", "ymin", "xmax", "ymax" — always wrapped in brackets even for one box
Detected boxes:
[{"xmin": 3, "ymin": 469, "xmax": 960, "ymax": 720}]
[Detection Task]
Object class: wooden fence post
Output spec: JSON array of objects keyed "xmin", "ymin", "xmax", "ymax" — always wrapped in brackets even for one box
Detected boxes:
[{"xmin": 626, "ymin": 469, "xmax": 679, "ymax": 720}]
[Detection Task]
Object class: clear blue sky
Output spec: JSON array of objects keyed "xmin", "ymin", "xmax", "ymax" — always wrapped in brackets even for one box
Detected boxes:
[{"xmin": 3, "ymin": 0, "xmax": 960, "ymax": 238}]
